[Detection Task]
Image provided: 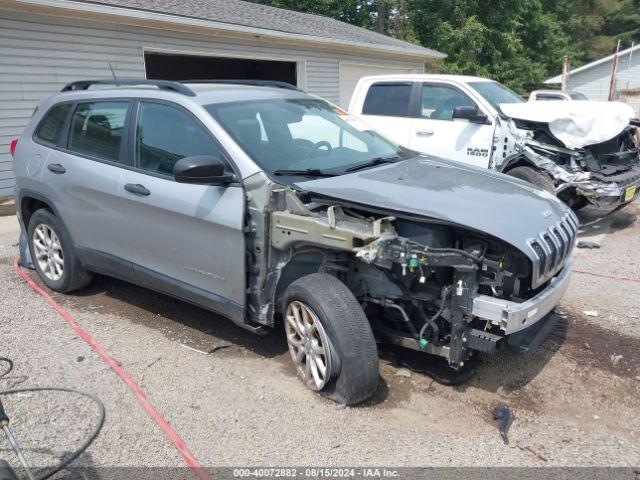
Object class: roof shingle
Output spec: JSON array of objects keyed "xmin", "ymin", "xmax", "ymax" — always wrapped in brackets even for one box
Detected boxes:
[{"xmin": 70, "ymin": 0, "xmax": 444, "ymax": 57}]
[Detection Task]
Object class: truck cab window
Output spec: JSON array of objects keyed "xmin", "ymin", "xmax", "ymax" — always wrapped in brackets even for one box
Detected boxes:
[
  {"xmin": 421, "ymin": 85, "xmax": 476, "ymax": 121},
  {"xmin": 362, "ymin": 83, "xmax": 413, "ymax": 117}
]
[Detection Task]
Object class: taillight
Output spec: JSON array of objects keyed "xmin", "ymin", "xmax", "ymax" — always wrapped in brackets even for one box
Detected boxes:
[{"xmin": 9, "ymin": 139, "xmax": 18, "ymax": 157}]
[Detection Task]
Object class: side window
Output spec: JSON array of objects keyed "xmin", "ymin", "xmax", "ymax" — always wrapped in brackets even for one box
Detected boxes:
[
  {"xmin": 362, "ymin": 83, "xmax": 413, "ymax": 117},
  {"xmin": 421, "ymin": 85, "xmax": 477, "ymax": 121},
  {"xmin": 68, "ymin": 102, "xmax": 129, "ymax": 163},
  {"xmin": 35, "ymin": 104, "xmax": 71, "ymax": 145},
  {"xmin": 536, "ymin": 94, "xmax": 563, "ymax": 101},
  {"xmin": 136, "ymin": 102, "xmax": 222, "ymax": 176}
]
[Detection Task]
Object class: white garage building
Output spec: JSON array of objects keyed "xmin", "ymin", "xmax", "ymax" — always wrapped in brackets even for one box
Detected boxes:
[{"xmin": 0, "ymin": 0, "xmax": 444, "ymax": 198}]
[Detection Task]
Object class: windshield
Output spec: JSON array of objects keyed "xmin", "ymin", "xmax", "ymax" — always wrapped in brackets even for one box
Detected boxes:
[
  {"xmin": 570, "ymin": 92, "xmax": 588, "ymax": 100},
  {"xmin": 205, "ymin": 98, "xmax": 407, "ymax": 175},
  {"xmin": 468, "ymin": 81, "xmax": 524, "ymax": 114}
]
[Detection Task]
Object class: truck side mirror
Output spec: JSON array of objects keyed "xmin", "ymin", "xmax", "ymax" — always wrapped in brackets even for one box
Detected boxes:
[{"xmin": 452, "ymin": 106, "xmax": 489, "ymax": 124}]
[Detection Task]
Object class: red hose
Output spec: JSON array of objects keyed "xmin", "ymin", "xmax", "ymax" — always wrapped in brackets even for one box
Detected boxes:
[{"xmin": 13, "ymin": 258, "xmax": 212, "ymax": 480}]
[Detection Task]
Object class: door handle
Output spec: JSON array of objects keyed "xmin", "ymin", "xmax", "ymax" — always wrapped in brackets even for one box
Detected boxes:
[
  {"xmin": 47, "ymin": 163, "xmax": 66, "ymax": 174},
  {"xmin": 415, "ymin": 130, "xmax": 434, "ymax": 137},
  {"xmin": 124, "ymin": 183, "xmax": 151, "ymax": 196}
]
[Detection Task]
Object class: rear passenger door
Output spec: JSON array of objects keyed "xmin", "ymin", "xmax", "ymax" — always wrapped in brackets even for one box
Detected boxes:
[
  {"xmin": 356, "ymin": 82, "xmax": 417, "ymax": 147},
  {"xmin": 116, "ymin": 100, "xmax": 246, "ymax": 318},
  {"xmin": 40, "ymin": 100, "xmax": 133, "ymax": 260}
]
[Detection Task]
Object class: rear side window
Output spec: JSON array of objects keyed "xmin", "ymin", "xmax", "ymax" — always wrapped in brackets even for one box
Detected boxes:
[
  {"xmin": 35, "ymin": 104, "xmax": 70, "ymax": 145},
  {"xmin": 135, "ymin": 102, "xmax": 222, "ymax": 176},
  {"xmin": 68, "ymin": 102, "xmax": 129, "ymax": 163},
  {"xmin": 362, "ymin": 83, "xmax": 413, "ymax": 117},
  {"xmin": 536, "ymin": 94, "xmax": 563, "ymax": 101}
]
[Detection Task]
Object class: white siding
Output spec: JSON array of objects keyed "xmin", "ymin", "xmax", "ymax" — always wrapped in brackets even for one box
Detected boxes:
[
  {"xmin": 568, "ymin": 50, "xmax": 640, "ymax": 101},
  {"xmin": 0, "ymin": 9, "xmax": 424, "ymax": 197}
]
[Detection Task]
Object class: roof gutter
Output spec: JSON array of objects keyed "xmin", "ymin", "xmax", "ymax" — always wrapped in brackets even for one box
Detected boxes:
[{"xmin": 4, "ymin": 0, "xmax": 446, "ymax": 60}]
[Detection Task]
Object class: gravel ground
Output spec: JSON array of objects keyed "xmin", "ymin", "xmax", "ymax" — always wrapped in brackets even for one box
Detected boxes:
[{"xmin": 0, "ymin": 204, "xmax": 639, "ymax": 473}]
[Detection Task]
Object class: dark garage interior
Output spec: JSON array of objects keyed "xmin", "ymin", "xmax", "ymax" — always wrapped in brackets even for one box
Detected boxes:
[{"xmin": 145, "ymin": 52, "xmax": 298, "ymax": 86}]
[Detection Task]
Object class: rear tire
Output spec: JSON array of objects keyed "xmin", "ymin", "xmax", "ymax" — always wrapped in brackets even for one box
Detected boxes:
[
  {"xmin": 566, "ymin": 196, "xmax": 590, "ymax": 211},
  {"xmin": 283, "ymin": 273, "xmax": 379, "ymax": 405},
  {"xmin": 507, "ymin": 166, "xmax": 556, "ymax": 195},
  {"xmin": 27, "ymin": 209, "xmax": 92, "ymax": 293}
]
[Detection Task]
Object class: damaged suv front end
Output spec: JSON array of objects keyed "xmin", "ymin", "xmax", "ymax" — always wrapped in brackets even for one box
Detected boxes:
[
  {"xmin": 266, "ymin": 158, "xmax": 577, "ymax": 368},
  {"xmin": 206, "ymin": 90, "xmax": 575, "ymax": 401},
  {"xmin": 500, "ymin": 102, "xmax": 640, "ymax": 208}
]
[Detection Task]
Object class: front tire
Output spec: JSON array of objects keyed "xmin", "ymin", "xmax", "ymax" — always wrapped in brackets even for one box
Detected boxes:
[
  {"xmin": 507, "ymin": 166, "xmax": 556, "ymax": 195},
  {"xmin": 27, "ymin": 209, "xmax": 92, "ymax": 293},
  {"xmin": 283, "ymin": 273, "xmax": 379, "ymax": 405}
]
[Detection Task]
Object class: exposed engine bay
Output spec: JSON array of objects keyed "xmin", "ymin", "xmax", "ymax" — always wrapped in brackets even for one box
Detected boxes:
[
  {"xmin": 243, "ymin": 175, "xmax": 575, "ymax": 368},
  {"xmin": 497, "ymin": 108, "xmax": 640, "ymax": 208}
]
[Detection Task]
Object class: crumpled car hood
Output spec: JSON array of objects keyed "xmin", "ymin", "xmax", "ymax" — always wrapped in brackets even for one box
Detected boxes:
[
  {"xmin": 500, "ymin": 101, "xmax": 635, "ymax": 149},
  {"xmin": 295, "ymin": 156, "xmax": 573, "ymax": 258}
]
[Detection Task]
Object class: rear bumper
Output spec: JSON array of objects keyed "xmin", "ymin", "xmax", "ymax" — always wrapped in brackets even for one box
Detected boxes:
[{"xmin": 472, "ymin": 258, "xmax": 573, "ymax": 335}]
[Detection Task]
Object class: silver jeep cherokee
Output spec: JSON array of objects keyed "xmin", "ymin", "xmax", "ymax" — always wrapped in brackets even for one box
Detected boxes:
[{"xmin": 13, "ymin": 80, "xmax": 576, "ymax": 405}]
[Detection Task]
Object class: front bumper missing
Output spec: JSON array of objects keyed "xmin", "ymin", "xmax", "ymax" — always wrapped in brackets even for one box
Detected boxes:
[
  {"xmin": 472, "ymin": 258, "xmax": 573, "ymax": 335},
  {"xmin": 522, "ymin": 146, "xmax": 640, "ymax": 207},
  {"xmin": 562, "ymin": 177, "xmax": 640, "ymax": 207}
]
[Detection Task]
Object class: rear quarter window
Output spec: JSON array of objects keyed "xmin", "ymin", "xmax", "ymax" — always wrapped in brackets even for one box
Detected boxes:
[
  {"xmin": 362, "ymin": 83, "xmax": 413, "ymax": 117},
  {"xmin": 34, "ymin": 104, "xmax": 71, "ymax": 145}
]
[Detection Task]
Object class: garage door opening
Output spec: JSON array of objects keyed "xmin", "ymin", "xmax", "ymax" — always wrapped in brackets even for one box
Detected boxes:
[{"xmin": 145, "ymin": 52, "xmax": 297, "ymax": 86}]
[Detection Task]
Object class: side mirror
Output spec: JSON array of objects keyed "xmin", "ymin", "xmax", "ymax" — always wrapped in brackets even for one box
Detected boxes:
[
  {"xmin": 173, "ymin": 155, "xmax": 235, "ymax": 185},
  {"xmin": 452, "ymin": 106, "xmax": 489, "ymax": 124}
]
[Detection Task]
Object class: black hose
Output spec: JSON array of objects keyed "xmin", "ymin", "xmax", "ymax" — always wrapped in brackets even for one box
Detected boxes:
[
  {"xmin": 419, "ymin": 286, "xmax": 451, "ymax": 341},
  {"xmin": 0, "ymin": 358, "xmax": 13, "ymax": 379},
  {"xmin": 0, "ymin": 370, "xmax": 105, "ymax": 480},
  {"xmin": 407, "ymin": 240, "xmax": 485, "ymax": 263}
]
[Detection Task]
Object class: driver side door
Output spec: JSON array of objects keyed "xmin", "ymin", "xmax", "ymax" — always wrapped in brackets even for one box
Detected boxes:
[
  {"xmin": 409, "ymin": 83, "xmax": 495, "ymax": 167},
  {"xmin": 116, "ymin": 100, "xmax": 246, "ymax": 320}
]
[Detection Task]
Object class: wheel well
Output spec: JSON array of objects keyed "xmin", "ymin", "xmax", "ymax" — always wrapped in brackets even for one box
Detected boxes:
[
  {"xmin": 21, "ymin": 197, "xmax": 53, "ymax": 227},
  {"xmin": 501, "ymin": 157, "xmax": 535, "ymax": 173},
  {"xmin": 274, "ymin": 251, "xmax": 326, "ymax": 314}
]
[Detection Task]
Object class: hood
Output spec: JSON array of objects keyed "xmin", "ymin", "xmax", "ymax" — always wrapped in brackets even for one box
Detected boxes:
[
  {"xmin": 295, "ymin": 156, "xmax": 573, "ymax": 259},
  {"xmin": 500, "ymin": 101, "xmax": 635, "ymax": 149}
]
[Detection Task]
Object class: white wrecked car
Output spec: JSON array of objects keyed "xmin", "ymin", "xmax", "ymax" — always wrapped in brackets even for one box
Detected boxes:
[{"xmin": 349, "ymin": 74, "xmax": 640, "ymax": 209}]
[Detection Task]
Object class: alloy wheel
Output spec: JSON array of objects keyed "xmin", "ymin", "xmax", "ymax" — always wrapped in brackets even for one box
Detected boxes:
[
  {"xmin": 284, "ymin": 300, "xmax": 332, "ymax": 391},
  {"xmin": 32, "ymin": 223, "xmax": 64, "ymax": 281}
]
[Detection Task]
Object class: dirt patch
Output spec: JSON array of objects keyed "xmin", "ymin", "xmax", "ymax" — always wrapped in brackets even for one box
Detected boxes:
[
  {"xmin": 553, "ymin": 310, "xmax": 640, "ymax": 379},
  {"xmin": 57, "ymin": 274, "xmax": 288, "ymax": 360}
]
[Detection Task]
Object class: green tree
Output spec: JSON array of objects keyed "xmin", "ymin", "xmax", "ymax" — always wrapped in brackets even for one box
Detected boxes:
[
  {"xmin": 407, "ymin": 0, "xmax": 572, "ymax": 92},
  {"xmin": 249, "ymin": 0, "xmax": 640, "ymax": 92}
]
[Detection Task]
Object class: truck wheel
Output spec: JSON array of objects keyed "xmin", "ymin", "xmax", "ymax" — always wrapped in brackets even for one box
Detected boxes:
[
  {"xmin": 507, "ymin": 166, "xmax": 556, "ymax": 195},
  {"xmin": 27, "ymin": 209, "xmax": 92, "ymax": 293},
  {"xmin": 567, "ymin": 196, "xmax": 589, "ymax": 211},
  {"xmin": 283, "ymin": 273, "xmax": 379, "ymax": 405}
]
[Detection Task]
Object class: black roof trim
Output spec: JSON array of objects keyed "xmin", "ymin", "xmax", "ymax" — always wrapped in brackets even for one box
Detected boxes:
[
  {"xmin": 61, "ymin": 79, "xmax": 303, "ymax": 96},
  {"xmin": 61, "ymin": 79, "xmax": 197, "ymax": 96},
  {"xmin": 180, "ymin": 79, "xmax": 302, "ymax": 92}
]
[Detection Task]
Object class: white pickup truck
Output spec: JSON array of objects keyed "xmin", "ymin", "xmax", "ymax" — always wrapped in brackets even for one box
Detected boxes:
[{"xmin": 348, "ymin": 74, "xmax": 640, "ymax": 209}]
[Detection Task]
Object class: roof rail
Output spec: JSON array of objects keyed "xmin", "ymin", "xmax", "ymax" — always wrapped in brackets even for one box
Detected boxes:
[
  {"xmin": 180, "ymin": 79, "xmax": 303, "ymax": 92},
  {"xmin": 61, "ymin": 79, "xmax": 196, "ymax": 96}
]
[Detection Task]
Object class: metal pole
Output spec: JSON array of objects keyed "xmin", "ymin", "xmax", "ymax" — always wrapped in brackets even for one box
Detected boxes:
[
  {"xmin": 561, "ymin": 55, "xmax": 569, "ymax": 91},
  {"xmin": 1, "ymin": 426, "xmax": 36, "ymax": 480},
  {"xmin": 608, "ymin": 40, "xmax": 621, "ymax": 101}
]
